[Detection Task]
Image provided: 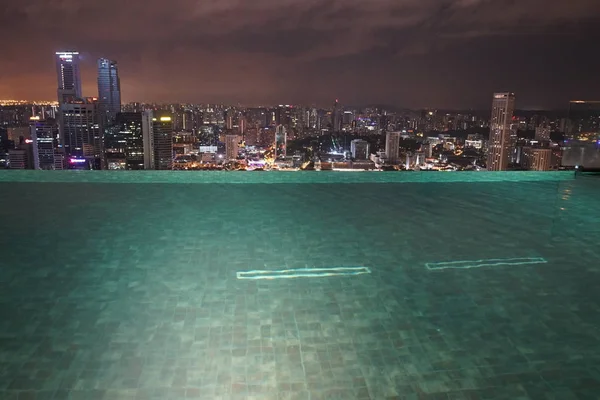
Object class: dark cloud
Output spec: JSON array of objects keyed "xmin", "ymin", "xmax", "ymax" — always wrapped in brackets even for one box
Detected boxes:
[{"xmin": 1, "ymin": 0, "xmax": 600, "ymax": 108}]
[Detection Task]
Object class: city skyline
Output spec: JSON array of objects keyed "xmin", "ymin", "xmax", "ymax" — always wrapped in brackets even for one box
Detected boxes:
[{"xmin": 2, "ymin": 1, "xmax": 600, "ymax": 109}]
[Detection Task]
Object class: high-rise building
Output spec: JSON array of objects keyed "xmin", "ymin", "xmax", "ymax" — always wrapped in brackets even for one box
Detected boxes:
[
  {"xmin": 275, "ymin": 106, "xmax": 292, "ymax": 127},
  {"xmin": 421, "ymin": 142, "xmax": 433, "ymax": 158},
  {"xmin": 350, "ymin": 139, "xmax": 370, "ymax": 160},
  {"xmin": 275, "ymin": 125, "xmax": 287, "ymax": 159},
  {"xmin": 55, "ymin": 51, "xmax": 82, "ymax": 104},
  {"xmin": 225, "ymin": 135, "xmax": 239, "ymax": 161},
  {"xmin": 8, "ymin": 145, "xmax": 34, "ymax": 169},
  {"xmin": 7, "ymin": 127, "xmax": 31, "ymax": 145},
  {"xmin": 104, "ymin": 122, "xmax": 127, "ymax": 170},
  {"xmin": 152, "ymin": 115, "xmax": 173, "ymax": 170},
  {"xmin": 182, "ymin": 109, "xmax": 198, "ymax": 133},
  {"xmin": 567, "ymin": 101, "xmax": 600, "ymax": 140},
  {"xmin": 142, "ymin": 111, "xmax": 155, "ymax": 170},
  {"xmin": 244, "ymin": 128, "xmax": 259, "ymax": 146},
  {"xmin": 343, "ymin": 111, "xmax": 354, "ymax": 128},
  {"xmin": 385, "ymin": 132, "xmax": 400, "ymax": 164},
  {"xmin": 535, "ymin": 126, "xmax": 550, "ymax": 142},
  {"xmin": 420, "ymin": 109, "xmax": 437, "ymax": 132},
  {"xmin": 30, "ymin": 120, "xmax": 59, "ymax": 170},
  {"xmin": 198, "ymin": 125, "xmax": 219, "ymax": 146},
  {"xmin": 332, "ymin": 100, "xmax": 342, "ymax": 132},
  {"xmin": 226, "ymin": 113, "xmax": 234, "ymax": 130},
  {"xmin": 97, "ymin": 58, "xmax": 121, "ymax": 124},
  {"xmin": 309, "ymin": 108, "xmax": 318, "ymax": 129},
  {"xmin": 487, "ymin": 92, "xmax": 515, "ymax": 171},
  {"xmin": 523, "ymin": 147, "xmax": 552, "ymax": 171},
  {"xmin": 239, "ymin": 116, "xmax": 246, "ymax": 136},
  {"xmin": 60, "ymin": 98, "xmax": 103, "ymax": 168},
  {"xmin": 245, "ymin": 108, "xmax": 268, "ymax": 128},
  {"xmin": 104, "ymin": 112, "xmax": 147, "ymax": 170}
]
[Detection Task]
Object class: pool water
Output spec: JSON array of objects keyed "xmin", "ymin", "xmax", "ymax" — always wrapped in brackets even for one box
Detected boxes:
[{"xmin": 1, "ymin": 172, "xmax": 599, "ymax": 399}]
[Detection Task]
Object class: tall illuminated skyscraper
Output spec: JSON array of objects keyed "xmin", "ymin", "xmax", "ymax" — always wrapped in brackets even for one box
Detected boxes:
[
  {"xmin": 55, "ymin": 51, "xmax": 82, "ymax": 104},
  {"xmin": 97, "ymin": 58, "xmax": 121, "ymax": 124},
  {"xmin": 487, "ymin": 92, "xmax": 515, "ymax": 171}
]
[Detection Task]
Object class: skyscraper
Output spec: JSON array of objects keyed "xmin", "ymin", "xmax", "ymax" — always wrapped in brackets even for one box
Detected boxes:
[
  {"xmin": 239, "ymin": 116, "xmax": 246, "ymax": 136},
  {"xmin": 8, "ymin": 144, "xmax": 34, "ymax": 169},
  {"xmin": 275, "ymin": 105, "xmax": 292, "ymax": 127},
  {"xmin": 142, "ymin": 111, "xmax": 155, "ymax": 170},
  {"xmin": 104, "ymin": 112, "xmax": 147, "ymax": 170},
  {"xmin": 275, "ymin": 125, "xmax": 287, "ymax": 159},
  {"xmin": 152, "ymin": 115, "xmax": 173, "ymax": 170},
  {"xmin": 351, "ymin": 139, "xmax": 370, "ymax": 160},
  {"xmin": 309, "ymin": 108, "xmax": 318, "ymax": 129},
  {"xmin": 487, "ymin": 92, "xmax": 515, "ymax": 171},
  {"xmin": 535, "ymin": 126, "xmax": 550, "ymax": 142},
  {"xmin": 30, "ymin": 120, "xmax": 60, "ymax": 170},
  {"xmin": 55, "ymin": 51, "xmax": 82, "ymax": 104},
  {"xmin": 97, "ymin": 58, "xmax": 121, "ymax": 124},
  {"xmin": 60, "ymin": 98, "xmax": 103, "ymax": 168},
  {"xmin": 225, "ymin": 135, "xmax": 239, "ymax": 161},
  {"xmin": 332, "ymin": 100, "xmax": 342, "ymax": 132},
  {"xmin": 385, "ymin": 132, "xmax": 400, "ymax": 164},
  {"xmin": 525, "ymin": 148, "xmax": 552, "ymax": 171}
]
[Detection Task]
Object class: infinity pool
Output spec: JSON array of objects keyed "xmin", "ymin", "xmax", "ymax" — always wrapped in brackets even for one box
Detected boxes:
[{"xmin": 1, "ymin": 171, "xmax": 599, "ymax": 399}]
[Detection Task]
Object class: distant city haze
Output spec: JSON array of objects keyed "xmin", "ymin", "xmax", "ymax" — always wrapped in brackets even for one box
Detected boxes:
[{"xmin": 1, "ymin": 0, "xmax": 600, "ymax": 108}]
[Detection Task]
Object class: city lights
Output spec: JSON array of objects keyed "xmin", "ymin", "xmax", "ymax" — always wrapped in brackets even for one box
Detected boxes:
[{"xmin": 0, "ymin": 51, "xmax": 595, "ymax": 172}]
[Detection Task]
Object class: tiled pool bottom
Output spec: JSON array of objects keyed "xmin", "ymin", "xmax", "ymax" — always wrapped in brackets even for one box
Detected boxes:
[{"xmin": 1, "ymin": 178, "xmax": 600, "ymax": 400}]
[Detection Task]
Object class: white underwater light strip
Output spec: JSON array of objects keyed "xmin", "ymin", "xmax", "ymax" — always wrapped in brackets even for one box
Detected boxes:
[
  {"xmin": 236, "ymin": 266, "xmax": 371, "ymax": 280},
  {"xmin": 426, "ymin": 257, "xmax": 547, "ymax": 270}
]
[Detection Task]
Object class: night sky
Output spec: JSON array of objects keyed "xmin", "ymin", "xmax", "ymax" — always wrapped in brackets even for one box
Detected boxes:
[{"xmin": 2, "ymin": 0, "xmax": 600, "ymax": 109}]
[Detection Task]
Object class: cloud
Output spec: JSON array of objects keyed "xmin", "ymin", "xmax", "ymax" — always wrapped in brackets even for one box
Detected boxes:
[{"xmin": 1, "ymin": 0, "xmax": 599, "ymax": 106}]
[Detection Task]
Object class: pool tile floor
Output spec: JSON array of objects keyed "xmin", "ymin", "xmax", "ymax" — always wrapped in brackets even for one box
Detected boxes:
[{"xmin": 1, "ymin": 178, "xmax": 600, "ymax": 399}]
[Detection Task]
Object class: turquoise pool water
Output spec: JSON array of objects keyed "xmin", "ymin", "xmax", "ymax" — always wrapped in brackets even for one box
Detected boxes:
[{"xmin": 1, "ymin": 171, "xmax": 599, "ymax": 399}]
